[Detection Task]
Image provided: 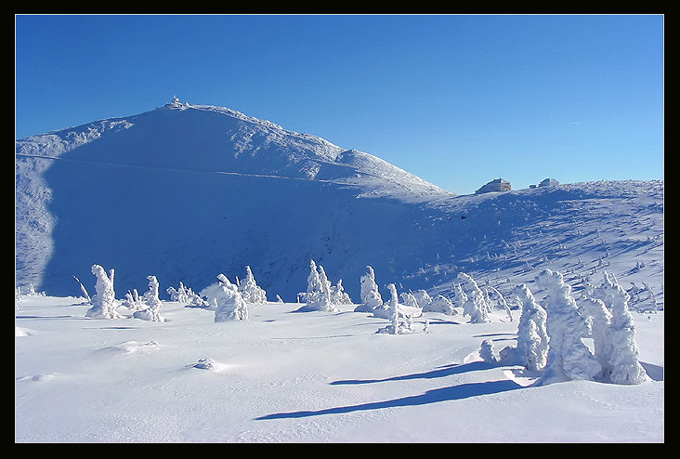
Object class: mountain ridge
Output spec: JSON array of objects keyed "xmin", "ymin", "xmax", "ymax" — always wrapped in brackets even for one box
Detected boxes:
[{"xmin": 17, "ymin": 102, "xmax": 452, "ymax": 196}]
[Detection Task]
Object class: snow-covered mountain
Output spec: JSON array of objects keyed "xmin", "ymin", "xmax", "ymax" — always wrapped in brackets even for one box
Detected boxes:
[
  {"xmin": 15, "ymin": 100, "xmax": 664, "ymax": 443},
  {"xmin": 15, "ymin": 99, "xmax": 663, "ymax": 309},
  {"xmin": 16, "ymin": 99, "xmax": 453, "ymax": 300}
]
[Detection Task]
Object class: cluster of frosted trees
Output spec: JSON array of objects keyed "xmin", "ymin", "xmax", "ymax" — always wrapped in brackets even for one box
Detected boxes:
[
  {"xmin": 354, "ymin": 265, "xmax": 457, "ymax": 334},
  {"xmin": 479, "ymin": 268, "xmax": 648, "ymax": 385},
  {"xmin": 81, "ymin": 261, "xmax": 648, "ymax": 385},
  {"xmin": 297, "ymin": 259, "xmax": 351, "ymax": 312},
  {"xmin": 84, "ymin": 264, "xmax": 268, "ymax": 324}
]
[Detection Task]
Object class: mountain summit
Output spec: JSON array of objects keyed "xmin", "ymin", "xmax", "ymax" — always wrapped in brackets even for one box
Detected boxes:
[{"xmin": 16, "ymin": 100, "xmax": 454, "ymax": 299}]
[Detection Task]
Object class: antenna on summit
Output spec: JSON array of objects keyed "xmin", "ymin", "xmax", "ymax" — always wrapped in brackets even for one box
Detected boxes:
[{"xmin": 164, "ymin": 96, "xmax": 185, "ymax": 109}]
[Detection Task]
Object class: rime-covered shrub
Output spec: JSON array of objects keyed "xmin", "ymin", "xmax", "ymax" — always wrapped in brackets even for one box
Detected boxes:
[
  {"xmin": 423, "ymin": 294, "xmax": 457, "ymax": 316},
  {"xmin": 377, "ymin": 284, "xmax": 413, "ymax": 335},
  {"xmin": 167, "ymin": 281, "xmax": 208, "ymax": 308},
  {"xmin": 202, "ymin": 274, "xmax": 248, "ymax": 322},
  {"xmin": 239, "ymin": 266, "xmax": 268, "ymax": 304},
  {"xmin": 457, "ymin": 272, "xmax": 490, "ymax": 323},
  {"xmin": 133, "ymin": 275, "xmax": 166, "ymax": 322},
  {"xmin": 355, "ymin": 265, "xmax": 383, "ymax": 313}
]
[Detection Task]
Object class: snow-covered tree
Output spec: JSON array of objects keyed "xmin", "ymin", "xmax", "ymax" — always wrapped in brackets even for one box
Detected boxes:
[
  {"xmin": 536, "ymin": 269, "xmax": 601, "ymax": 385},
  {"xmin": 123, "ymin": 289, "xmax": 144, "ymax": 310},
  {"xmin": 400, "ymin": 291, "xmax": 419, "ymax": 308},
  {"xmin": 330, "ymin": 278, "xmax": 352, "ymax": 305},
  {"xmin": 355, "ymin": 265, "xmax": 383, "ymax": 313},
  {"xmin": 495, "ymin": 283, "xmax": 549, "ymax": 371},
  {"xmin": 239, "ymin": 266, "xmax": 268, "ymax": 304},
  {"xmin": 377, "ymin": 283, "xmax": 413, "ymax": 334},
  {"xmin": 202, "ymin": 274, "xmax": 248, "ymax": 322},
  {"xmin": 133, "ymin": 275, "xmax": 166, "ymax": 322},
  {"xmin": 85, "ymin": 264, "xmax": 120, "ymax": 319},
  {"xmin": 300, "ymin": 259, "xmax": 322, "ymax": 304},
  {"xmin": 167, "ymin": 281, "xmax": 208, "ymax": 308},
  {"xmin": 300, "ymin": 260, "xmax": 337, "ymax": 312},
  {"xmin": 580, "ymin": 296, "xmax": 612, "ymax": 380},
  {"xmin": 167, "ymin": 282, "xmax": 189, "ymax": 303},
  {"xmin": 451, "ymin": 282, "xmax": 468, "ymax": 309},
  {"xmin": 587, "ymin": 272, "xmax": 648, "ymax": 385},
  {"xmin": 73, "ymin": 275, "xmax": 91, "ymax": 304},
  {"xmin": 412, "ymin": 289, "xmax": 432, "ymax": 309},
  {"xmin": 423, "ymin": 294, "xmax": 457, "ymax": 316},
  {"xmin": 484, "ymin": 285, "xmax": 513, "ymax": 322},
  {"xmin": 457, "ymin": 272, "xmax": 490, "ymax": 323}
]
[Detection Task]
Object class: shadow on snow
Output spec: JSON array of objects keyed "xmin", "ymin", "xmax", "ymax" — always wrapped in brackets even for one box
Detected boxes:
[{"xmin": 255, "ymin": 361, "xmax": 523, "ymax": 420}]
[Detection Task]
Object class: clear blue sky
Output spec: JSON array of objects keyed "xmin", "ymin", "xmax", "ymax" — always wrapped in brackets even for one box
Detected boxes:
[{"xmin": 15, "ymin": 14, "xmax": 664, "ymax": 195}]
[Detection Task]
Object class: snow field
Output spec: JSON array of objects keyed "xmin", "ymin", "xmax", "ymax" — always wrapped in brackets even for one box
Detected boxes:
[{"xmin": 15, "ymin": 293, "xmax": 663, "ymax": 442}]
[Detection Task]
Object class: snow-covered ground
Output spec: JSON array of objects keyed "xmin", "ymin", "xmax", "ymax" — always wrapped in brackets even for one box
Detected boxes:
[{"xmin": 15, "ymin": 284, "xmax": 663, "ymax": 442}]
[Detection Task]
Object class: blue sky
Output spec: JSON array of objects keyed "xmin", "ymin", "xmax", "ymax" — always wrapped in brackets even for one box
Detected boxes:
[{"xmin": 15, "ymin": 14, "xmax": 663, "ymax": 195}]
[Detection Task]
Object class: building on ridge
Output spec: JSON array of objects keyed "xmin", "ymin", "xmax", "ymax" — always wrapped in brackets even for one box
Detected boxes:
[{"xmin": 475, "ymin": 178, "xmax": 511, "ymax": 194}]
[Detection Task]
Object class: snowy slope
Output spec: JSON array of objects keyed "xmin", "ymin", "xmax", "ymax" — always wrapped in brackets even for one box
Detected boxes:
[{"xmin": 15, "ymin": 100, "xmax": 453, "ymax": 301}]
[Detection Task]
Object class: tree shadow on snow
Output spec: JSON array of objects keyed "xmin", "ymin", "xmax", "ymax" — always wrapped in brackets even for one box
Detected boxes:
[
  {"xmin": 255, "ymin": 361, "xmax": 523, "ymax": 420},
  {"xmin": 640, "ymin": 361, "xmax": 663, "ymax": 381},
  {"xmin": 330, "ymin": 361, "xmax": 493, "ymax": 385},
  {"xmin": 255, "ymin": 379, "xmax": 522, "ymax": 420}
]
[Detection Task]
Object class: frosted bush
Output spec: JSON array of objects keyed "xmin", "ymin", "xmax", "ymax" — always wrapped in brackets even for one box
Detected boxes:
[
  {"xmin": 123, "ymin": 289, "xmax": 144, "ymax": 310},
  {"xmin": 239, "ymin": 266, "xmax": 268, "ymax": 304},
  {"xmin": 132, "ymin": 276, "xmax": 166, "ymax": 322},
  {"xmin": 202, "ymin": 274, "xmax": 248, "ymax": 322},
  {"xmin": 480, "ymin": 339, "xmax": 499, "ymax": 364},
  {"xmin": 484, "ymin": 285, "xmax": 513, "ymax": 321},
  {"xmin": 412, "ymin": 290, "xmax": 432, "ymax": 309},
  {"xmin": 581, "ymin": 296, "xmax": 612, "ymax": 380},
  {"xmin": 400, "ymin": 291, "xmax": 419, "ymax": 308},
  {"xmin": 457, "ymin": 272, "xmax": 490, "ymax": 323},
  {"xmin": 451, "ymin": 283, "xmax": 468, "ymax": 309},
  {"xmin": 480, "ymin": 284, "xmax": 548, "ymax": 370},
  {"xmin": 423, "ymin": 294, "xmax": 457, "ymax": 316},
  {"xmin": 377, "ymin": 284, "xmax": 413, "ymax": 335},
  {"xmin": 330, "ymin": 278, "xmax": 352, "ymax": 305},
  {"xmin": 167, "ymin": 281, "xmax": 208, "ymax": 308},
  {"xmin": 85, "ymin": 265, "xmax": 121, "ymax": 319}
]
